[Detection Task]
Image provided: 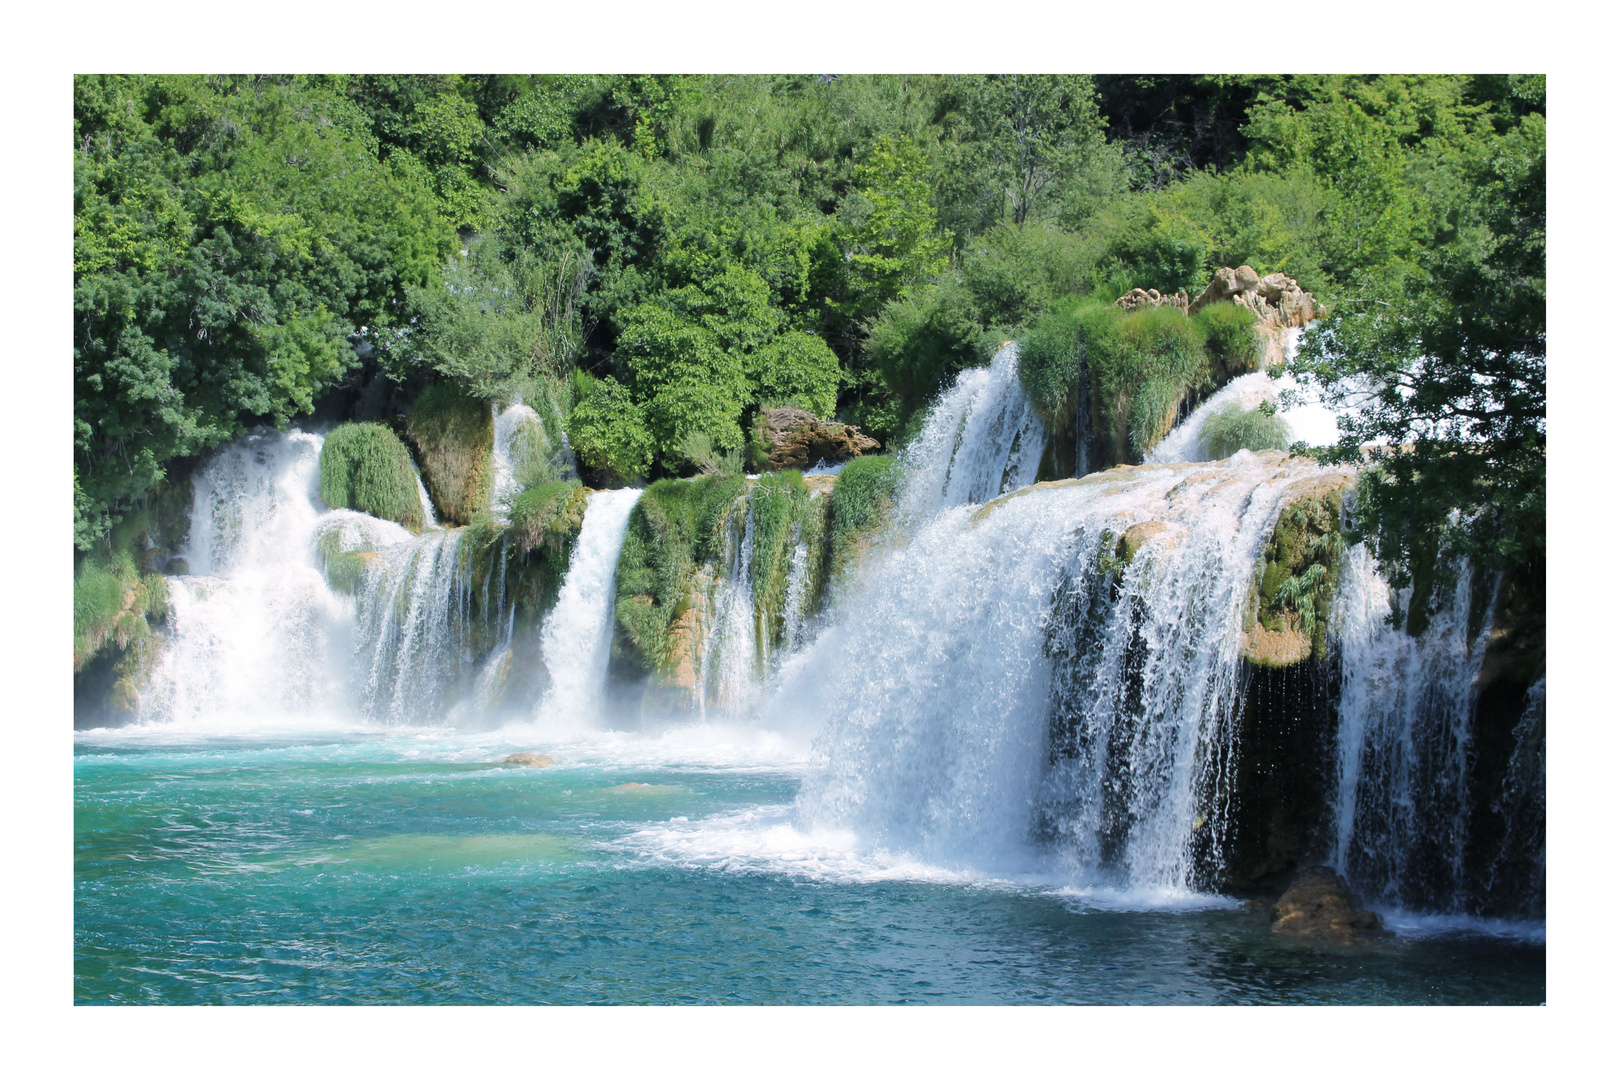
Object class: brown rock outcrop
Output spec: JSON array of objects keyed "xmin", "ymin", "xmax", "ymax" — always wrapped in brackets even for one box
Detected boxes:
[
  {"xmin": 756, "ymin": 408, "xmax": 879, "ymax": 471},
  {"xmin": 1270, "ymin": 865, "xmax": 1383, "ymax": 944}
]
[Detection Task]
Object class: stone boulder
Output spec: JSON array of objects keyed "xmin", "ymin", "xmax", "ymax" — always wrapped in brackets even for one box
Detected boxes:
[
  {"xmin": 500, "ymin": 752, "xmax": 554, "ymax": 768},
  {"xmin": 756, "ymin": 408, "xmax": 879, "ymax": 471},
  {"xmin": 1270, "ymin": 865, "xmax": 1383, "ymax": 944}
]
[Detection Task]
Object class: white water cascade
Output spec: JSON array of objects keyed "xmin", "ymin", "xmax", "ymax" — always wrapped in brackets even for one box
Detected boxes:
[
  {"xmin": 534, "ymin": 487, "xmax": 643, "ymax": 728},
  {"xmin": 897, "ymin": 342, "xmax": 1046, "ymax": 520},
  {"xmin": 139, "ymin": 429, "xmax": 405, "ymax": 727},
  {"xmin": 783, "ymin": 450, "xmax": 1346, "ymax": 891},
  {"xmin": 695, "ymin": 498, "xmax": 761, "ymax": 719},
  {"xmin": 490, "ymin": 399, "xmax": 545, "ymax": 516},
  {"xmin": 1328, "ymin": 545, "xmax": 1496, "ymax": 910}
]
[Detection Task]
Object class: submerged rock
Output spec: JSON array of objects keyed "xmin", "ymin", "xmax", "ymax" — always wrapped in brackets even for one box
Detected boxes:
[
  {"xmin": 756, "ymin": 408, "xmax": 879, "ymax": 471},
  {"xmin": 1270, "ymin": 866, "xmax": 1383, "ymax": 943},
  {"xmin": 501, "ymin": 752, "xmax": 555, "ymax": 768}
]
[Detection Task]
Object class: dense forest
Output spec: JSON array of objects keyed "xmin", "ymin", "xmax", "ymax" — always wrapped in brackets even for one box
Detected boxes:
[{"xmin": 74, "ymin": 73, "xmax": 1545, "ymax": 634}]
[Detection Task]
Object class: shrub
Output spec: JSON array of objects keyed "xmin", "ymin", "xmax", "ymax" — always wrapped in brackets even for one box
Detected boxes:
[
  {"xmin": 1201, "ymin": 402, "xmax": 1293, "ymax": 459},
  {"xmin": 1193, "ymin": 301, "xmax": 1261, "ymax": 377},
  {"xmin": 73, "ymin": 548, "xmax": 166, "ymax": 670},
  {"xmin": 406, "ymin": 382, "xmax": 496, "ymax": 525},
  {"xmin": 617, "ymin": 301, "xmax": 748, "ymax": 460},
  {"xmin": 826, "ymin": 453, "xmax": 903, "ymax": 580},
  {"xmin": 748, "ymin": 332, "xmax": 841, "ymax": 419},
  {"xmin": 318, "ymin": 423, "xmax": 424, "ymax": 532},
  {"xmin": 567, "ymin": 375, "xmax": 655, "ymax": 487},
  {"xmin": 864, "ymin": 280, "xmax": 991, "ymax": 434},
  {"xmin": 509, "ymin": 479, "xmax": 587, "ymax": 551}
]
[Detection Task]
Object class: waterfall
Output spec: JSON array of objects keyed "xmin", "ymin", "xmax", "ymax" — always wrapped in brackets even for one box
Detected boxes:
[
  {"xmin": 897, "ymin": 343, "xmax": 1046, "ymax": 520},
  {"xmin": 490, "ymin": 399, "xmax": 545, "ymax": 516},
  {"xmin": 139, "ymin": 429, "xmax": 393, "ymax": 727},
  {"xmin": 1329, "ymin": 545, "xmax": 1497, "ymax": 911},
  {"xmin": 779, "ymin": 531, "xmax": 813, "ymax": 656},
  {"xmin": 355, "ymin": 528, "xmax": 476, "ymax": 725},
  {"xmin": 695, "ymin": 497, "xmax": 760, "ymax": 719},
  {"xmin": 534, "ymin": 487, "xmax": 643, "ymax": 727},
  {"xmin": 784, "ymin": 451, "xmax": 1343, "ymax": 890}
]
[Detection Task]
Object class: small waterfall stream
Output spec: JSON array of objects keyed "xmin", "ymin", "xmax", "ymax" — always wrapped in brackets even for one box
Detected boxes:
[{"xmin": 535, "ymin": 488, "xmax": 643, "ymax": 727}]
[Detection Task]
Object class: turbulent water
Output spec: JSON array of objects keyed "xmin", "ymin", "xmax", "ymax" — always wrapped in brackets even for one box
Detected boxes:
[{"xmin": 79, "ymin": 350, "xmax": 1543, "ymax": 1003}]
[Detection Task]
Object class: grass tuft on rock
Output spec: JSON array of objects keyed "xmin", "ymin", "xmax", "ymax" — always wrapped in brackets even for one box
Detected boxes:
[
  {"xmin": 1201, "ymin": 402, "xmax": 1293, "ymax": 459},
  {"xmin": 826, "ymin": 454, "xmax": 903, "ymax": 582},
  {"xmin": 319, "ymin": 422, "xmax": 424, "ymax": 532}
]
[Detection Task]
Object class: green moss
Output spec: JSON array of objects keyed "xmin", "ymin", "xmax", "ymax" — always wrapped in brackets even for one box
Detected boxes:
[
  {"xmin": 826, "ymin": 454, "xmax": 904, "ymax": 582},
  {"xmin": 406, "ymin": 382, "xmax": 496, "ymax": 525},
  {"xmin": 1201, "ymin": 402, "xmax": 1292, "ymax": 459},
  {"xmin": 509, "ymin": 479, "xmax": 587, "ymax": 552},
  {"xmin": 749, "ymin": 470, "xmax": 811, "ymax": 648},
  {"xmin": 319, "ymin": 422, "xmax": 424, "ymax": 532},
  {"xmin": 1253, "ymin": 485, "xmax": 1349, "ymax": 661},
  {"xmin": 73, "ymin": 547, "xmax": 167, "ymax": 671},
  {"xmin": 613, "ymin": 473, "xmax": 748, "ymax": 677}
]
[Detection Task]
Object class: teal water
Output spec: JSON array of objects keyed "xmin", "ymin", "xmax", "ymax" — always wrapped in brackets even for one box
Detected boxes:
[{"xmin": 75, "ymin": 729, "xmax": 1545, "ymax": 1005}]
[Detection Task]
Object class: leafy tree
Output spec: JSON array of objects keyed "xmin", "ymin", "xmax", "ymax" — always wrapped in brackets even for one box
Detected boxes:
[
  {"xmin": 1286, "ymin": 113, "xmax": 1544, "ymax": 619},
  {"xmin": 749, "ymin": 332, "xmax": 842, "ymax": 418},
  {"xmin": 567, "ymin": 374, "xmax": 655, "ymax": 485},
  {"xmin": 835, "ymin": 136, "xmax": 952, "ymax": 323}
]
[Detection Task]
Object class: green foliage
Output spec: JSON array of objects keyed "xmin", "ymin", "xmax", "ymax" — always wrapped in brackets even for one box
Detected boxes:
[
  {"xmin": 1286, "ymin": 109, "xmax": 1545, "ymax": 615},
  {"xmin": 1020, "ymin": 298, "xmax": 1213, "ymax": 466},
  {"xmin": 318, "ymin": 423, "xmax": 424, "ymax": 531},
  {"xmin": 566, "ymin": 374, "xmax": 654, "ymax": 487},
  {"xmin": 1255, "ymin": 492, "xmax": 1348, "ymax": 659},
  {"xmin": 863, "ymin": 280, "xmax": 992, "ymax": 438},
  {"xmin": 826, "ymin": 454, "xmax": 904, "ymax": 580},
  {"xmin": 748, "ymin": 333, "xmax": 842, "ymax": 420},
  {"xmin": 835, "ymin": 136, "xmax": 952, "ymax": 323},
  {"xmin": 748, "ymin": 471, "xmax": 811, "ymax": 638},
  {"xmin": 617, "ymin": 298, "xmax": 749, "ymax": 459},
  {"xmin": 74, "ymin": 547, "xmax": 167, "ymax": 671},
  {"xmin": 509, "ymin": 480, "xmax": 587, "ymax": 552},
  {"xmin": 613, "ymin": 474, "xmax": 747, "ymax": 675},
  {"xmin": 957, "ymin": 221, "xmax": 1098, "ymax": 331},
  {"xmin": 73, "ymin": 74, "xmax": 454, "ymax": 549},
  {"xmin": 1193, "ymin": 301, "xmax": 1262, "ymax": 377},
  {"xmin": 1200, "ymin": 402, "xmax": 1292, "ymax": 459},
  {"xmin": 405, "ymin": 382, "xmax": 496, "ymax": 524}
]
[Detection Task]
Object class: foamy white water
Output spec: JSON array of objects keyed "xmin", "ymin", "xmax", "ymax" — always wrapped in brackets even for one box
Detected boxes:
[{"xmin": 535, "ymin": 487, "xmax": 643, "ymax": 728}]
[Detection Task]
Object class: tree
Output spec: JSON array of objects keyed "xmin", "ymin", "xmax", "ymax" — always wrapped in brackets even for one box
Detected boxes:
[{"xmin": 1286, "ymin": 114, "xmax": 1544, "ymax": 619}]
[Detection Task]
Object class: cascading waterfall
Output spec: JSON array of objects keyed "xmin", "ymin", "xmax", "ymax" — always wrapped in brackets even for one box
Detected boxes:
[
  {"xmin": 695, "ymin": 498, "xmax": 760, "ymax": 719},
  {"xmin": 1329, "ymin": 545, "xmax": 1500, "ymax": 912},
  {"xmin": 784, "ymin": 450, "xmax": 1343, "ymax": 890},
  {"xmin": 534, "ymin": 487, "xmax": 643, "ymax": 727},
  {"xmin": 490, "ymin": 399, "xmax": 544, "ymax": 516},
  {"xmin": 138, "ymin": 430, "xmax": 379, "ymax": 727},
  {"xmin": 897, "ymin": 342, "xmax": 1046, "ymax": 520},
  {"xmin": 355, "ymin": 528, "xmax": 477, "ymax": 725}
]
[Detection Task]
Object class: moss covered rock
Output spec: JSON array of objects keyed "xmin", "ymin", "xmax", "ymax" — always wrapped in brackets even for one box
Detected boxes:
[
  {"xmin": 406, "ymin": 382, "xmax": 496, "ymax": 525},
  {"xmin": 1242, "ymin": 474, "xmax": 1352, "ymax": 667},
  {"xmin": 319, "ymin": 422, "xmax": 424, "ymax": 532}
]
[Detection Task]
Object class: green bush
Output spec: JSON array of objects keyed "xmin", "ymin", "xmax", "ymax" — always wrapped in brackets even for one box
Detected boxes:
[
  {"xmin": 1018, "ymin": 298, "xmax": 1214, "ymax": 467},
  {"xmin": 406, "ymin": 382, "xmax": 496, "ymax": 525},
  {"xmin": 1201, "ymin": 402, "xmax": 1293, "ymax": 459},
  {"xmin": 318, "ymin": 422, "xmax": 424, "ymax": 531},
  {"xmin": 73, "ymin": 547, "xmax": 166, "ymax": 670},
  {"xmin": 617, "ymin": 301, "xmax": 749, "ymax": 460},
  {"xmin": 863, "ymin": 280, "xmax": 991, "ymax": 436},
  {"xmin": 826, "ymin": 453, "xmax": 903, "ymax": 580},
  {"xmin": 1193, "ymin": 301, "xmax": 1261, "ymax": 377},
  {"xmin": 749, "ymin": 332, "xmax": 841, "ymax": 419},
  {"xmin": 748, "ymin": 470, "xmax": 810, "ymax": 634},
  {"xmin": 509, "ymin": 479, "xmax": 587, "ymax": 551},
  {"xmin": 567, "ymin": 375, "xmax": 655, "ymax": 487}
]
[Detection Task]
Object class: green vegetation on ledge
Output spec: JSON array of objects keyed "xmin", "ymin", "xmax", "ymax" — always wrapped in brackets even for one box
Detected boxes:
[
  {"xmin": 319, "ymin": 423, "xmax": 424, "ymax": 532},
  {"xmin": 406, "ymin": 382, "xmax": 495, "ymax": 525}
]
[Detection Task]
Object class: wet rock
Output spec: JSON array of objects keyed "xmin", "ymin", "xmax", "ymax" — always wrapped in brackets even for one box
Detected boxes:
[
  {"xmin": 1270, "ymin": 865, "xmax": 1383, "ymax": 943},
  {"xmin": 501, "ymin": 752, "xmax": 554, "ymax": 767},
  {"xmin": 164, "ymin": 558, "xmax": 190, "ymax": 576},
  {"xmin": 756, "ymin": 408, "xmax": 879, "ymax": 471}
]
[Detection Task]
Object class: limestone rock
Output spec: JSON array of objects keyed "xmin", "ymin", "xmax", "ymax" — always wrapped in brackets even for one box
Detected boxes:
[
  {"xmin": 1117, "ymin": 521, "xmax": 1171, "ymax": 563},
  {"xmin": 1270, "ymin": 865, "xmax": 1383, "ymax": 944},
  {"xmin": 501, "ymin": 752, "xmax": 554, "ymax": 767},
  {"xmin": 1185, "ymin": 265, "xmax": 1320, "ymax": 368},
  {"xmin": 756, "ymin": 408, "xmax": 879, "ymax": 471},
  {"xmin": 1115, "ymin": 286, "xmax": 1191, "ymax": 315}
]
